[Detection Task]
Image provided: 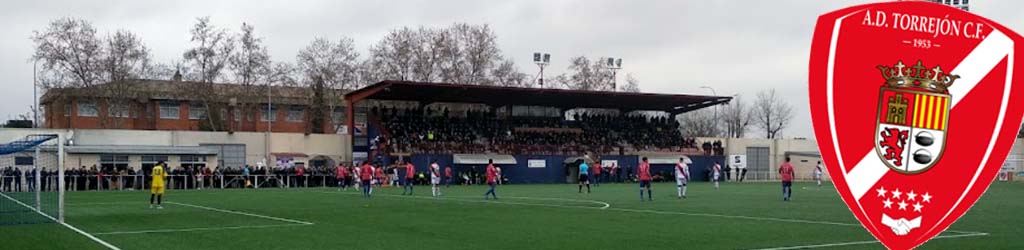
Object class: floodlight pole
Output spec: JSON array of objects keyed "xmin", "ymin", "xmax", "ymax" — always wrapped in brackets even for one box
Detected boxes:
[
  {"xmin": 265, "ymin": 82, "xmax": 272, "ymax": 178},
  {"xmin": 534, "ymin": 52, "xmax": 550, "ymax": 88},
  {"xmin": 33, "ymin": 59, "xmax": 39, "ymax": 128},
  {"xmin": 700, "ymin": 86, "xmax": 720, "ymax": 136},
  {"xmin": 605, "ymin": 58, "xmax": 622, "ymax": 91}
]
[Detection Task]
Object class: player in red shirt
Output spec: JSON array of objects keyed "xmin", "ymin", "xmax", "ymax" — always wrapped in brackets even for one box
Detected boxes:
[
  {"xmin": 779, "ymin": 157, "xmax": 796, "ymax": 201},
  {"xmin": 484, "ymin": 159, "xmax": 498, "ymax": 200},
  {"xmin": 402, "ymin": 160, "xmax": 416, "ymax": 195},
  {"xmin": 638, "ymin": 157, "xmax": 653, "ymax": 201},
  {"xmin": 336, "ymin": 164, "xmax": 348, "ymax": 191},
  {"xmin": 444, "ymin": 165, "xmax": 453, "ymax": 188},
  {"xmin": 374, "ymin": 165, "xmax": 385, "ymax": 188},
  {"xmin": 592, "ymin": 160, "xmax": 602, "ymax": 187},
  {"xmin": 360, "ymin": 162, "xmax": 373, "ymax": 198}
]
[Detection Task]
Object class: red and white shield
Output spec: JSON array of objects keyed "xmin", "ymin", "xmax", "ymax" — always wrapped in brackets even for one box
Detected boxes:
[{"xmin": 809, "ymin": 2, "xmax": 1024, "ymax": 249}]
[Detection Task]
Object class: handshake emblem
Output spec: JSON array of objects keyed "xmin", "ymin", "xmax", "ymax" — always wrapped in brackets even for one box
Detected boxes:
[{"xmin": 881, "ymin": 214, "xmax": 921, "ymax": 236}]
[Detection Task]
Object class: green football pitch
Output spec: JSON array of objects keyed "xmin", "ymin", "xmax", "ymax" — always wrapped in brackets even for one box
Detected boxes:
[{"xmin": 2, "ymin": 181, "xmax": 1022, "ymax": 250}]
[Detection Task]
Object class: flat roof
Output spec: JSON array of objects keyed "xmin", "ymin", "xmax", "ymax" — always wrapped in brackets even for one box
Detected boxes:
[
  {"xmin": 61, "ymin": 145, "xmax": 218, "ymax": 155},
  {"xmin": 344, "ymin": 81, "xmax": 732, "ymax": 114}
]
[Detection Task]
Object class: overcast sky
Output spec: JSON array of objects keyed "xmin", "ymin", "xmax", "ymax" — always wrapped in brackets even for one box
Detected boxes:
[{"xmin": 2, "ymin": 0, "xmax": 1022, "ymax": 138}]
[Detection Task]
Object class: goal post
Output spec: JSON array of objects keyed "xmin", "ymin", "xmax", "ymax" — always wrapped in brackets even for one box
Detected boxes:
[{"xmin": 0, "ymin": 134, "xmax": 63, "ymax": 225}]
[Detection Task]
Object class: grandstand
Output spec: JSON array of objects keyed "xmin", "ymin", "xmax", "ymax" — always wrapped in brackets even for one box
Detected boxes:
[{"xmin": 343, "ymin": 80, "xmax": 732, "ymax": 183}]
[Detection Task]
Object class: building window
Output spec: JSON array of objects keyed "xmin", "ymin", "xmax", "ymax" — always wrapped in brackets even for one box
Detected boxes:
[
  {"xmin": 141, "ymin": 155, "xmax": 168, "ymax": 164},
  {"xmin": 332, "ymin": 108, "xmax": 345, "ymax": 123},
  {"xmin": 233, "ymin": 108, "xmax": 241, "ymax": 122},
  {"xmin": 189, "ymin": 102, "xmax": 206, "ymax": 120},
  {"xmin": 261, "ymin": 105, "xmax": 277, "ymax": 122},
  {"xmin": 64, "ymin": 103, "xmax": 71, "ymax": 117},
  {"xmin": 78, "ymin": 100, "xmax": 98, "ymax": 117},
  {"xmin": 14, "ymin": 156, "xmax": 34, "ymax": 166},
  {"xmin": 109, "ymin": 103, "xmax": 130, "ymax": 118},
  {"xmin": 287, "ymin": 106, "xmax": 304, "ymax": 122},
  {"xmin": 159, "ymin": 101, "xmax": 180, "ymax": 119},
  {"xmin": 100, "ymin": 154, "xmax": 130, "ymax": 172}
]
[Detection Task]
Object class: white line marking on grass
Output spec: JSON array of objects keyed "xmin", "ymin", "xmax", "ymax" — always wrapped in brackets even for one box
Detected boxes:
[
  {"xmin": 67, "ymin": 201, "xmax": 149, "ymax": 206},
  {"xmin": 165, "ymin": 201, "xmax": 314, "ymax": 225},
  {"xmin": 450, "ymin": 195, "xmax": 611, "ymax": 209},
  {"xmin": 0, "ymin": 192, "xmax": 122, "ymax": 250},
  {"xmin": 321, "ymin": 191, "xmax": 610, "ymax": 210},
  {"xmin": 317, "ymin": 191, "xmax": 989, "ymax": 236},
  {"xmin": 93, "ymin": 223, "xmax": 308, "ymax": 236},
  {"xmin": 745, "ymin": 231, "xmax": 989, "ymax": 250}
]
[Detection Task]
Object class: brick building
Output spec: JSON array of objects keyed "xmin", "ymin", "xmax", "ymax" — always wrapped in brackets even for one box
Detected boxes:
[{"xmin": 40, "ymin": 78, "xmax": 348, "ymax": 134}]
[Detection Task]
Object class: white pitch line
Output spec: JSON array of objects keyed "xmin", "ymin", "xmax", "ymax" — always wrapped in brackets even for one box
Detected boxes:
[
  {"xmin": 0, "ymin": 192, "xmax": 122, "ymax": 250},
  {"xmin": 320, "ymin": 191, "xmax": 610, "ymax": 210},
  {"xmin": 745, "ymin": 231, "xmax": 989, "ymax": 250},
  {"xmin": 317, "ymin": 190, "xmax": 990, "ymax": 237},
  {"xmin": 93, "ymin": 223, "xmax": 308, "ymax": 236},
  {"xmin": 165, "ymin": 201, "xmax": 314, "ymax": 225}
]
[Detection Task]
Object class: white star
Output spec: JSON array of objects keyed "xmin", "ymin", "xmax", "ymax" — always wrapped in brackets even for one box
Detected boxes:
[
  {"xmin": 898, "ymin": 201, "xmax": 909, "ymax": 210},
  {"xmin": 913, "ymin": 202, "xmax": 924, "ymax": 212},
  {"xmin": 892, "ymin": 189, "xmax": 903, "ymax": 200},
  {"xmin": 907, "ymin": 190, "xmax": 917, "ymax": 201},
  {"xmin": 876, "ymin": 186, "xmax": 888, "ymax": 197},
  {"xmin": 883, "ymin": 199, "xmax": 894, "ymax": 209},
  {"xmin": 922, "ymin": 192, "xmax": 932, "ymax": 203}
]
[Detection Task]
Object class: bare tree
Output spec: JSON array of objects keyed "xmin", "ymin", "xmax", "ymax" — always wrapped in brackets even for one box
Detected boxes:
[
  {"xmin": 620, "ymin": 73, "xmax": 641, "ymax": 92},
  {"xmin": 32, "ymin": 17, "xmax": 104, "ymax": 127},
  {"xmin": 753, "ymin": 89, "xmax": 793, "ymax": 139},
  {"xmin": 297, "ymin": 37, "xmax": 360, "ymax": 133},
  {"xmin": 367, "ymin": 27, "xmax": 416, "ymax": 81},
  {"xmin": 182, "ymin": 16, "xmax": 235, "ymax": 131},
  {"xmin": 32, "ymin": 17, "xmax": 104, "ymax": 89},
  {"xmin": 100, "ymin": 29, "xmax": 150, "ymax": 128},
  {"xmin": 722, "ymin": 94, "xmax": 751, "ymax": 138},
  {"xmin": 558, "ymin": 56, "xmax": 614, "ymax": 91},
  {"xmin": 453, "ymin": 23, "xmax": 500, "ymax": 85},
  {"xmin": 228, "ymin": 22, "xmax": 271, "ymax": 131},
  {"xmin": 677, "ymin": 108, "xmax": 719, "ymax": 137},
  {"xmin": 490, "ymin": 59, "xmax": 528, "ymax": 87}
]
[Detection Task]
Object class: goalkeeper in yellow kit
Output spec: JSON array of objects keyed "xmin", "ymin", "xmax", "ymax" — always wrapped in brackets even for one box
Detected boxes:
[{"xmin": 150, "ymin": 161, "xmax": 168, "ymax": 209}]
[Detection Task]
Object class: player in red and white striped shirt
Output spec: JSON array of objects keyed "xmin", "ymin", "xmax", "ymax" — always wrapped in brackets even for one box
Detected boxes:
[
  {"xmin": 430, "ymin": 160, "xmax": 441, "ymax": 197},
  {"xmin": 675, "ymin": 158, "xmax": 690, "ymax": 199}
]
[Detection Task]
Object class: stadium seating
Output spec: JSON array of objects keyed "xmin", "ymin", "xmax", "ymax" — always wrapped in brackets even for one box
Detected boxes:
[{"xmin": 377, "ymin": 107, "xmax": 699, "ymax": 156}]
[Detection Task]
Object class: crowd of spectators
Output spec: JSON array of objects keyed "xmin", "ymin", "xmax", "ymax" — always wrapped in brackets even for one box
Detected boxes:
[{"xmin": 378, "ymin": 106, "xmax": 701, "ymax": 156}]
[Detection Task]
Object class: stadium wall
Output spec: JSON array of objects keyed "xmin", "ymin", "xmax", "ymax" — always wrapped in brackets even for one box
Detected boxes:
[
  {"xmin": 0, "ymin": 128, "xmax": 351, "ymax": 170},
  {"xmin": 716, "ymin": 137, "xmax": 824, "ymax": 181},
  {"xmin": 407, "ymin": 153, "xmax": 725, "ymax": 184}
]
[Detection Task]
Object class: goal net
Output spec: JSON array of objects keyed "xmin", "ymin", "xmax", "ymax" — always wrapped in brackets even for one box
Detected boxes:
[{"xmin": 0, "ymin": 134, "xmax": 63, "ymax": 225}]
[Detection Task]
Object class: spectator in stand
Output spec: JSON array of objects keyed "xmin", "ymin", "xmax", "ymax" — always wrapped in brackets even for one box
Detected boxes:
[
  {"xmin": 296, "ymin": 165, "xmax": 306, "ymax": 188},
  {"xmin": 14, "ymin": 167, "xmax": 23, "ymax": 192}
]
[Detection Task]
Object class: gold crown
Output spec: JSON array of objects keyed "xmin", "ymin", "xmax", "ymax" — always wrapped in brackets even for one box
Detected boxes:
[{"xmin": 876, "ymin": 60, "xmax": 959, "ymax": 93}]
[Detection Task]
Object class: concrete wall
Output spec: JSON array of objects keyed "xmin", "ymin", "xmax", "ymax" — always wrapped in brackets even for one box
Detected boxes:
[
  {"xmin": 0, "ymin": 128, "xmax": 351, "ymax": 169},
  {"xmin": 719, "ymin": 137, "xmax": 823, "ymax": 181}
]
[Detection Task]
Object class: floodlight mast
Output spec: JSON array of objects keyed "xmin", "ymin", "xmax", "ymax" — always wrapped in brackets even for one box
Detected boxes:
[
  {"xmin": 534, "ymin": 52, "xmax": 551, "ymax": 88},
  {"xmin": 605, "ymin": 57, "xmax": 622, "ymax": 91}
]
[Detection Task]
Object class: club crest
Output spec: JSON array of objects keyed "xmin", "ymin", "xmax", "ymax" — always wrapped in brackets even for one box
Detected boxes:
[
  {"xmin": 874, "ymin": 60, "xmax": 958, "ymax": 174},
  {"xmin": 809, "ymin": 1, "xmax": 1024, "ymax": 249}
]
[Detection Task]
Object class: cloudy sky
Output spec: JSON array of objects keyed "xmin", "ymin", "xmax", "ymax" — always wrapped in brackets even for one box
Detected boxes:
[{"xmin": 2, "ymin": 0, "xmax": 1021, "ymax": 138}]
